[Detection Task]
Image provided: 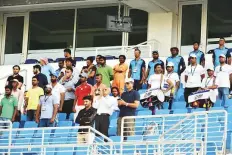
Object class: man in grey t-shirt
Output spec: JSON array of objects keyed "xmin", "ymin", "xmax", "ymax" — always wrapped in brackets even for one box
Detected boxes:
[{"xmin": 36, "ymin": 85, "xmax": 59, "ymax": 127}]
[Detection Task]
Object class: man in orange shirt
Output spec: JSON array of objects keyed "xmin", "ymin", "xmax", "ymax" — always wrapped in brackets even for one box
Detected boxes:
[
  {"xmin": 112, "ymin": 55, "xmax": 128, "ymax": 94},
  {"xmin": 73, "ymin": 73, "xmax": 92, "ymax": 119}
]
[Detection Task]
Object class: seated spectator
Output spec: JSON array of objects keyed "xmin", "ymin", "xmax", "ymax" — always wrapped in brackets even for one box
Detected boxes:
[
  {"xmin": 59, "ymin": 67, "xmax": 76, "ymax": 119},
  {"xmin": 93, "ymin": 88, "xmax": 117, "ymax": 137},
  {"xmin": 86, "ymin": 56, "xmax": 97, "ymax": 86},
  {"xmin": 24, "ymin": 76, "xmax": 44, "ymax": 121},
  {"xmin": 55, "ymin": 59, "xmax": 65, "ymax": 81},
  {"xmin": 36, "ymin": 85, "xmax": 59, "ymax": 127},
  {"xmin": 33, "ymin": 65, "xmax": 48, "ymax": 89},
  {"xmin": 92, "ymin": 74, "xmax": 107, "ymax": 98},
  {"xmin": 76, "ymin": 95, "xmax": 96, "ymax": 144},
  {"xmin": 0, "ymin": 85, "xmax": 18, "ymax": 122},
  {"xmin": 6, "ymin": 65, "xmax": 24, "ymax": 89},
  {"xmin": 40, "ymin": 58, "xmax": 55, "ymax": 83},
  {"xmin": 65, "ymin": 58, "xmax": 80, "ymax": 84},
  {"xmin": 11, "ymin": 79, "xmax": 24, "ymax": 122},
  {"xmin": 117, "ymin": 78, "xmax": 140, "ymax": 139}
]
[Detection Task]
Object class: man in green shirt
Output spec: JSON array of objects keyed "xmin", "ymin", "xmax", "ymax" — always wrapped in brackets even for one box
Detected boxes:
[
  {"xmin": 0, "ymin": 85, "xmax": 18, "ymax": 122},
  {"xmin": 96, "ymin": 56, "xmax": 114, "ymax": 87}
]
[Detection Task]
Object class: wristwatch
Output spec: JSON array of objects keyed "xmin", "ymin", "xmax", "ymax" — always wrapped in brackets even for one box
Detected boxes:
[{"xmin": 126, "ymin": 103, "xmax": 129, "ymax": 107}]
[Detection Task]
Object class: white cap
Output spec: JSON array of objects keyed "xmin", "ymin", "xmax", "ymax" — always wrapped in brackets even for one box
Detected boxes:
[
  {"xmin": 207, "ymin": 66, "xmax": 214, "ymax": 71},
  {"xmin": 189, "ymin": 53, "xmax": 197, "ymax": 58},
  {"xmin": 46, "ymin": 85, "xmax": 53, "ymax": 90},
  {"xmin": 125, "ymin": 78, "xmax": 134, "ymax": 83},
  {"xmin": 167, "ymin": 62, "xmax": 174, "ymax": 67},
  {"xmin": 11, "ymin": 79, "xmax": 19, "ymax": 83},
  {"xmin": 79, "ymin": 72, "xmax": 88, "ymax": 78},
  {"xmin": 219, "ymin": 54, "xmax": 226, "ymax": 58}
]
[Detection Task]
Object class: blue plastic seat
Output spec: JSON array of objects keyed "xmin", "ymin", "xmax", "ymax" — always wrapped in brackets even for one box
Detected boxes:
[
  {"xmin": 47, "ymin": 58, "xmax": 54, "ymax": 63},
  {"xmin": 172, "ymin": 101, "xmax": 186, "ymax": 109},
  {"xmin": 173, "ymin": 109, "xmax": 188, "ymax": 114},
  {"xmin": 57, "ymin": 121, "xmax": 72, "ymax": 127},
  {"xmin": 110, "ymin": 136, "xmax": 121, "ymax": 142},
  {"xmin": 191, "ymin": 108, "xmax": 206, "ymax": 113},
  {"xmin": 137, "ymin": 110, "xmax": 151, "ymax": 116},
  {"xmin": 20, "ymin": 114, "xmax": 27, "ymax": 121},
  {"xmin": 110, "ymin": 111, "xmax": 119, "ymax": 120},
  {"xmin": 109, "ymin": 119, "xmax": 117, "ymax": 136},
  {"xmin": 24, "ymin": 121, "xmax": 38, "ymax": 128},
  {"xmin": 69, "ymin": 113, "xmax": 74, "ymax": 121},
  {"xmin": 156, "ymin": 109, "xmax": 170, "ymax": 115},
  {"xmin": 56, "ymin": 58, "xmax": 66, "ymax": 62},
  {"xmin": 74, "ymin": 57, "xmax": 84, "ymax": 61},
  {"xmin": 210, "ymin": 107, "xmax": 224, "ymax": 111},
  {"xmin": 25, "ymin": 59, "xmax": 38, "ymax": 64},
  {"xmin": 55, "ymin": 147, "xmax": 74, "ymax": 155},
  {"xmin": 58, "ymin": 113, "xmax": 67, "ymax": 121},
  {"xmin": 13, "ymin": 122, "xmax": 20, "ymax": 128},
  {"xmin": 105, "ymin": 55, "xmax": 115, "ymax": 60}
]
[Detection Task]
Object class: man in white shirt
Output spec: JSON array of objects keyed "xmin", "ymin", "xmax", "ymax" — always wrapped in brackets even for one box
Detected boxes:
[
  {"xmin": 215, "ymin": 54, "xmax": 232, "ymax": 107},
  {"xmin": 65, "ymin": 58, "xmax": 80, "ymax": 84},
  {"xmin": 184, "ymin": 54, "xmax": 205, "ymax": 107},
  {"xmin": 165, "ymin": 62, "xmax": 180, "ymax": 109},
  {"xmin": 11, "ymin": 79, "xmax": 24, "ymax": 122},
  {"xmin": 93, "ymin": 88, "xmax": 117, "ymax": 137}
]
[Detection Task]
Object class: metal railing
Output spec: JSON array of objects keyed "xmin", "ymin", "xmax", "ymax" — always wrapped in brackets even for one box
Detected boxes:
[{"xmin": 121, "ymin": 110, "xmax": 227, "ymax": 155}]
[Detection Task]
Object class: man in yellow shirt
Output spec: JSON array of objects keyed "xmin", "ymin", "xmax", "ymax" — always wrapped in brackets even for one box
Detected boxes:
[{"xmin": 24, "ymin": 76, "xmax": 44, "ymax": 121}]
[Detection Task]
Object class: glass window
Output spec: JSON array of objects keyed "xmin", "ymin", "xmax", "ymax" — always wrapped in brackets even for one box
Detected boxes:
[
  {"xmin": 128, "ymin": 9, "xmax": 148, "ymax": 45},
  {"xmin": 181, "ymin": 4, "xmax": 202, "ymax": 46},
  {"xmin": 29, "ymin": 9, "xmax": 75, "ymax": 50},
  {"xmin": 76, "ymin": 6, "xmax": 122, "ymax": 48}
]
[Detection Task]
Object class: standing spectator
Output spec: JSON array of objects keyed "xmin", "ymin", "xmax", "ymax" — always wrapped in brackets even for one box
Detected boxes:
[
  {"xmin": 11, "ymin": 79, "xmax": 24, "ymax": 122},
  {"xmin": 40, "ymin": 58, "xmax": 55, "ymax": 83},
  {"xmin": 165, "ymin": 62, "xmax": 180, "ymax": 110},
  {"xmin": 73, "ymin": 73, "xmax": 92, "ymax": 119},
  {"xmin": 33, "ymin": 65, "xmax": 48, "ymax": 89},
  {"xmin": 55, "ymin": 60, "xmax": 65, "ymax": 81},
  {"xmin": 48, "ymin": 74, "xmax": 65, "ymax": 112},
  {"xmin": 188, "ymin": 42, "xmax": 205, "ymax": 67},
  {"xmin": 117, "ymin": 78, "xmax": 140, "ymax": 138},
  {"xmin": 36, "ymin": 85, "xmax": 59, "ymax": 127},
  {"xmin": 59, "ymin": 67, "xmax": 76, "ymax": 119},
  {"xmin": 92, "ymin": 74, "xmax": 107, "ymax": 98},
  {"xmin": 215, "ymin": 54, "xmax": 232, "ymax": 107},
  {"xmin": 76, "ymin": 95, "xmax": 96, "ymax": 144},
  {"xmin": 112, "ymin": 55, "xmax": 128, "ymax": 95},
  {"xmin": 96, "ymin": 56, "xmax": 114, "ymax": 88},
  {"xmin": 93, "ymin": 88, "xmax": 117, "ymax": 137},
  {"xmin": 111, "ymin": 87, "xmax": 120, "ymax": 99},
  {"xmin": 24, "ymin": 76, "xmax": 44, "ymax": 121},
  {"xmin": 128, "ymin": 48, "xmax": 146, "ymax": 91},
  {"xmin": 64, "ymin": 48, "xmax": 72, "ymax": 58},
  {"xmin": 184, "ymin": 54, "xmax": 205, "ymax": 107},
  {"xmin": 146, "ymin": 51, "xmax": 164, "ymax": 80},
  {"xmin": 0, "ymin": 85, "xmax": 18, "ymax": 122},
  {"xmin": 96, "ymin": 55, "xmax": 102, "ymax": 68},
  {"xmin": 65, "ymin": 58, "xmax": 80, "ymax": 84},
  {"xmin": 6, "ymin": 65, "xmax": 24, "ymax": 89},
  {"xmin": 166, "ymin": 47, "xmax": 186, "ymax": 76},
  {"xmin": 86, "ymin": 56, "xmax": 97, "ymax": 86},
  {"xmin": 213, "ymin": 38, "xmax": 231, "ymax": 67}
]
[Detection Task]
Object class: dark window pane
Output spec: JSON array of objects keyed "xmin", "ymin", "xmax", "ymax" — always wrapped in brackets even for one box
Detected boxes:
[
  {"xmin": 181, "ymin": 4, "xmax": 202, "ymax": 46},
  {"xmin": 76, "ymin": 6, "xmax": 122, "ymax": 48},
  {"xmin": 5, "ymin": 16, "xmax": 24, "ymax": 54},
  {"xmin": 29, "ymin": 9, "xmax": 75, "ymax": 50}
]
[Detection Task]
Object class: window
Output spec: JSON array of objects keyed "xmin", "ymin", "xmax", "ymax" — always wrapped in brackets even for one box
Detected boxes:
[
  {"xmin": 76, "ymin": 6, "xmax": 122, "ymax": 48},
  {"xmin": 128, "ymin": 9, "xmax": 148, "ymax": 45},
  {"xmin": 29, "ymin": 9, "xmax": 75, "ymax": 50}
]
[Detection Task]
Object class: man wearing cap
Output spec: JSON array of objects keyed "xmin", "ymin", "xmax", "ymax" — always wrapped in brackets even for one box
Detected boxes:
[
  {"xmin": 48, "ymin": 74, "xmax": 65, "ymax": 112},
  {"xmin": 165, "ymin": 62, "xmax": 180, "ymax": 110},
  {"xmin": 166, "ymin": 47, "xmax": 186, "ymax": 76},
  {"xmin": 215, "ymin": 54, "xmax": 232, "ymax": 107},
  {"xmin": 11, "ymin": 79, "xmax": 24, "ymax": 122},
  {"xmin": 146, "ymin": 51, "xmax": 164, "ymax": 80},
  {"xmin": 73, "ymin": 72, "xmax": 93, "ymax": 120},
  {"xmin": 128, "ymin": 48, "xmax": 146, "ymax": 91},
  {"xmin": 184, "ymin": 54, "xmax": 205, "ymax": 107},
  {"xmin": 212, "ymin": 37, "xmax": 231, "ymax": 67},
  {"xmin": 6, "ymin": 65, "xmax": 24, "ymax": 89},
  {"xmin": 40, "ymin": 58, "xmax": 55, "ymax": 83},
  {"xmin": 117, "ymin": 78, "xmax": 140, "ymax": 138},
  {"xmin": 188, "ymin": 42, "xmax": 205, "ymax": 67},
  {"xmin": 36, "ymin": 85, "xmax": 59, "ymax": 127}
]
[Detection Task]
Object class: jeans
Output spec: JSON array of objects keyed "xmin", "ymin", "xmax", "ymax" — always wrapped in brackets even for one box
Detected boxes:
[
  {"xmin": 218, "ymin": 87, "xmax": 229, "ymax": 107},
  {"xmin": 38, "ymin": 119, "xmax": 55, "ymax": 127},
  {"xmin": 27, "ymin": 110, "xmax": 36, "ymax": 121}
]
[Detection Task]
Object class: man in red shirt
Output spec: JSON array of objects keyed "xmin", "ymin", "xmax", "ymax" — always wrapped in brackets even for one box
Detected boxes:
[{"xmin": 73, "ymin": 72, "xmax": 93, "ymax": 120}]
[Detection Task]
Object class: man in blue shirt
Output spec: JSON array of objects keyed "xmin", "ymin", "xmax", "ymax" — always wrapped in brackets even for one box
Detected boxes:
[
  {"xmin": 188, "ymin": 42, "xmax": 205, "ymax": 67},
  {"xmin": 128, "ymin": 48, "xmax": 146, "ymax": 91},
  {"xmin": 146, "ymin": 51, "xmax": 164, "ymax": 80},
  {"xmin": 40, "ymin": 58, "xmax": 55, "ymax": 83},
  {"xmin": 212, "ymin": 37, "xmax": 231, "ymax": 67},
  {"xmin": 166, "ymin": 47, "xmax": 186, "ymax": 76}
]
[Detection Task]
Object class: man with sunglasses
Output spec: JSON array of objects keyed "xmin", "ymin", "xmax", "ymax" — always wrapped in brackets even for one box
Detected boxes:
[
  {"xmin": 117, "ymin": 78, "xmax": 140, "ymax": 139},
  {"xmin": 146, "ymin": 51, "xmax": 164, "ymax": 80},
  {"xmin": 215, "ymin": 54, "xmax": 232, "ymax": 107}
]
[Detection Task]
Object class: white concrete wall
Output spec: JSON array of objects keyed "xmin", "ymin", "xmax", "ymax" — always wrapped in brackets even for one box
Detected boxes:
[{"xmin": 147, "ymin": 12, "xmax": 178, "ymax": 57}]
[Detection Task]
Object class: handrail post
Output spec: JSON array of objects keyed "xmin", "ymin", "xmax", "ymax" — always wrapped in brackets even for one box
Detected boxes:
[{"xmin": 8, "ymin": 121, "xmax": 12, "ymax": 155}]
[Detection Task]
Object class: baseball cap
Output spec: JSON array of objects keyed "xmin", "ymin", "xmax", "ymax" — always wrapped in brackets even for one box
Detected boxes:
[
  {"xmin": 11, "ymin": 79, "xmax": 19, "ymax": 83},
  {"xmin": 207, "ymin": 67, "xmax": 214, "ymax": 71},
  {"xmin": 167, "ymin": 62, "xmax": 174, "ymax": 67},
  {"xmin": 189, "ymin": 53, "xmax": 197, "ymax": 58},
  {"xmin": 125, "ymin": 78, "xmax": 134, "ymax": 83},
  {"xmin": 219, "ymin": 54, "xmax": 226, "ymax": 58},
  {"xmin": 79, "ymin": 72, "xmax": 88, "ymax": 78},
  {"xmin": 46, "ymin": 85, "xmax": 53, "ymax": 90}
]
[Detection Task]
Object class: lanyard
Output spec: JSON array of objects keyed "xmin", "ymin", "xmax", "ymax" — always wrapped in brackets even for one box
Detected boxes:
[
  {"xmin": 167, "ymin": 72, "xmax": 173, "ymax": 79},
  {"xmin": 205, "ymin": 77, "xmax": 213, "ymax": 87},
  {"xmin": 190, "ymin": 65, "xmax": 197, "ymax": 76},
  {"xmin": 44, "ymin": 95, "xmax": 50, "ymax": 103}
]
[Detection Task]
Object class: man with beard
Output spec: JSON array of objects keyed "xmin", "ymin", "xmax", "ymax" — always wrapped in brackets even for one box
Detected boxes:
[{"xmin": 33, "ymin": 65, "xmax": 48, "ymax": 89}]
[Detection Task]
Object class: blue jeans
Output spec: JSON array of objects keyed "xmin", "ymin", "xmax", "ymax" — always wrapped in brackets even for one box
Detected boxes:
[
  {"xmin": 218, "ymin": 87, "xmax": 229, "ymax": 107},
  {"xmin": 38, "ymin": 119, "xmax": 55, "ymax": 127}
]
